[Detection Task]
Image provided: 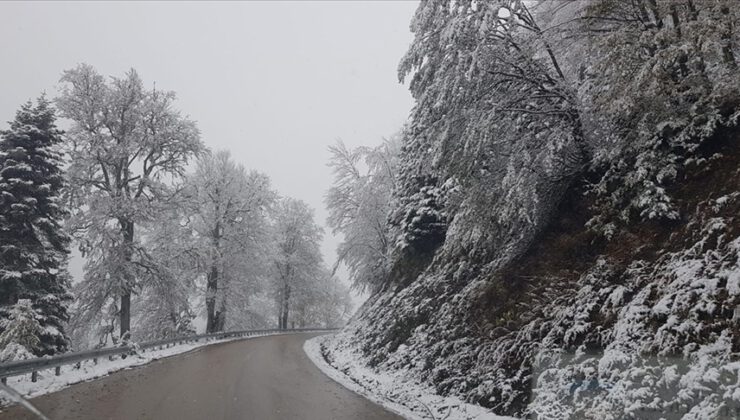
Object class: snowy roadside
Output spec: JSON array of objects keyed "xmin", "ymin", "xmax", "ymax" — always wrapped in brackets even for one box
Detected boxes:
[
  {"xmin": 304, "ymin": 335, "xmax": 516, "ymax": 420},
  {"xmin": 0, "ymin": 331, "xmax": 286, "ymax": 404}
]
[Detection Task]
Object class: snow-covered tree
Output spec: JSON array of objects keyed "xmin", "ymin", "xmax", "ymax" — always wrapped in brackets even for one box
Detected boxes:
[
  {"xmin": 326, "ymin": 136, "xmax": 400, "ymax": 293},
  {"xmin": 577, "ymin": 0, "xmax": 740, "ymax": 236},
  {"xmin": 133, "ymin": 204, "xmax": 199, "ymax": 341},
  {"xmin": 0, "ymin": 300, "xmax": 43, "ymax": 362},
  {"xmin": 184, "ymin": 151, "xmax": 275, "ymax": 333},
  {"xmin": 57, "ymin": 64, "xmax": 204, "ymax": 340},
  {"xmin": 290, "ymin": 269, "xmax": 353, "ymax": 328},
  {"xmin": 271, "ymin": 198, "xmax": 323, "ymax": 330},
  {"xmin": 0, "ymin": 98, "xmax": 72, "ymax": 355},
  {"xmin": 387, "ymin": 0, "xmax": 591, "ymax": 274},
  {"xmin": 327, "ymin": 2, "xmax": 740, "ymax": 418}
]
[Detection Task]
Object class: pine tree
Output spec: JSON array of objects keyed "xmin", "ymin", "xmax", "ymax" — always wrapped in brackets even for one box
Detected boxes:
[
  {"xmin": 0, "ymin": 97, "xmax": 72, "ymax": 355},
  {"xmin": 0, "ymin": 299, "xmax": 43, "ymax": 362}
]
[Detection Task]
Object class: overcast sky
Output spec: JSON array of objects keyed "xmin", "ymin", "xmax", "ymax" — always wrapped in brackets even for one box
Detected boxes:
[{"xmin": 0, "ymin": 1, "xmax": 417, "ymax": 291}]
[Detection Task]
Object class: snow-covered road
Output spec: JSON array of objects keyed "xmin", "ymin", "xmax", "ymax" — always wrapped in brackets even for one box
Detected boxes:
[{"xmin": 0, "ymin": 332, "xmax": 400, "ymax": 420}]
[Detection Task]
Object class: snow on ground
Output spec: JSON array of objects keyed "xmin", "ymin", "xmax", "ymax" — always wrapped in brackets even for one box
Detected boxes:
[
  {"xmin": 304, "ymin": 335, "xmax": 517, "ymax": 420},
  {"xmin": 1, "ymin": 331, "xmax": 288, "ymax": 403}
]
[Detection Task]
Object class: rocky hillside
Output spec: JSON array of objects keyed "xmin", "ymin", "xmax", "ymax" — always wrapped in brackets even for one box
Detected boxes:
[{"xmin": 326, "ymin": 1, "xmax": 740, "ymax": 419}]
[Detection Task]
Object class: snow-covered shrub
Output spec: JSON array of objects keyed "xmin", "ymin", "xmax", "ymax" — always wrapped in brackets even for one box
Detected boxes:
[
  {"xmin": 580, "ymin": 0, "xmax": 740, "ymax": 237},
  {"xmin": 0, "ymin": 299, "xmax": 42, "ymax": 362},
  {"xmin": 391, "ymin": 177, "xmax": 449, "ymax": 255}
]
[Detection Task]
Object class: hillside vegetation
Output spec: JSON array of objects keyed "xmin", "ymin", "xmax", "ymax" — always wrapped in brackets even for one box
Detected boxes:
[{"xmin": 326, "ymin": 1, "xmax": 740, "ymax": 418}]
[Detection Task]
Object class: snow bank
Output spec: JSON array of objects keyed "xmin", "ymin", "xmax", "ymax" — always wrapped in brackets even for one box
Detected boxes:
[{"xmin": 304, "ymin": 335, "xmax": 516, "ymax": 420}]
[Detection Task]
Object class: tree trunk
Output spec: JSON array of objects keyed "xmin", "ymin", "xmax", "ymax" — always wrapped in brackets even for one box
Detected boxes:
[
  {"xmin": 283, "ymin": 284, "xmax": 291, "ymax": 330},
  {"xmin": 206, "ymin": 219, "xmax": 222, "ymax": 333},
  {"xmin": 120, "ymin": 292, "xmax": 131, "ymax": 339},
  {"xmin": 205, "ymin": 263, "xmax": 218, "ymax": 333},
  {"xmin": 721, "ymin": 6, "xmax": 737, "ymax": 68},
  {"xmin": 278, "ymin": 282, "xmax": 291, "ymax": 330},
  {"xmin": 276, "ymin": 287, "xmax": 283, "ymax": 329},
  {"xmin": 215, "ymin": 299, "xmax": 227, "ymax": 331},
  {"xmin": 119, "ymin": 218, "xmax": 135, "ymax": 340},
  {"xmin": 279, "ymin": 287, "xmax": 286, "ymax": 329}
]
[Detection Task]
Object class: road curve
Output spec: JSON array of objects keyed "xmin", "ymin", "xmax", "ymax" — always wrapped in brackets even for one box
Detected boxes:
[{"xmin": 0, "ymin": 333, "xmax": 401, "ymax": 420}]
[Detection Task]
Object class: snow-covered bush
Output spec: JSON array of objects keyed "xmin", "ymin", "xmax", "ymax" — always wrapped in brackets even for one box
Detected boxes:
[
  {"xmin": 0, "ymin": 299, "xmax": 42, "ymax": 362},
  {"xmin": 391, "ymin": 177, "xmax": 449, "ymax": 255},
  {"xmin": 580, "ymin": 0, "xmax": 740, "ymax": 237}
]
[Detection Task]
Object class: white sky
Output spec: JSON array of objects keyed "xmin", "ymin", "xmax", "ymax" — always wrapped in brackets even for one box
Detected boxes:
[{"xmin": 0, "ymin": 1, "xmax": 417, "ymax": 293}]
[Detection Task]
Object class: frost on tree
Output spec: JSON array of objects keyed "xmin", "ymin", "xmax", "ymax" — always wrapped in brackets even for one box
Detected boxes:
[
  {"xmin": 184, "ymin": 151, "xmax": 275, "ymax": 333},
  {"xmin": 57, "ymin": 64, "xmax": 204, "ymax": 341},
  {"xmin": 0, "ymin": 98, "xmax": 72, "ymax": 356},
  {"xmin": 326, "ymin": 1, "xmax": 740, "ymax": 418},
  {"xmin": 579, "ymin": 0, "xmax": 740, "ymax": 237},
  {"xmin": 389, "ymin": 0, "xmax": 592, "ymax": 272},
  {"xmin": 0, "ymin": 300, "xmax": 44, "ymax": 362},
  {"xmin": 132, "ymin": 206, "xmax": 199, "ymax": 341},
  {"xmin": 326, "ymin": 137, "xmax": 400, "ymax": 293},
  {"xmin": 271, "ymin": 198, "xmax": 324, "ymax": 330},
  {"xmin": 134, "ymin": 151, "xmax": 294, "ymax": 338}
]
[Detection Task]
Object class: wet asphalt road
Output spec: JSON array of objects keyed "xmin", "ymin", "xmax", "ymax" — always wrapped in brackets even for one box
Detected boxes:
[{"xmin": 0, "ymin": 333, "xmax": 401, "ymax": 420}]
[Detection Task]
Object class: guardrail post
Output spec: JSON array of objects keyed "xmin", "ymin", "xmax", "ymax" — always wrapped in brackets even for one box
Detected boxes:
[
  {"xmin": 55, "ymin": 366, "xmax": 61, "ymax": 376},
  {"xmin": 31, "ymin": 371, "xmax": 37, "ymax": 382}
]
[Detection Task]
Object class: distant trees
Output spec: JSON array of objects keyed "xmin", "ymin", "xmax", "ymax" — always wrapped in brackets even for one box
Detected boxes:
[
  {"xmin": 0, "ymin": 66, "xmax": 353, "ymax": 353},
  {"xmin": 290, "ymin": 268, "xmax": 352, "ymax": 328},
  {"xmin": 326, "ymin": 137, "xmax": 400, "ymax": 293},
  {"xmin": 0, "ymin": 98, "xmax": 72, "ymax": 357},
  {"xmin": 57, "ymin": 64, "xmax": 204, "ymax": 340},
  {"xmin": 185, "ymin": 151, "xmax": 275, "ymax": 333},
  {"xmin": 271, "ymin": 198, "xmax": 324, "ymax": 329}
]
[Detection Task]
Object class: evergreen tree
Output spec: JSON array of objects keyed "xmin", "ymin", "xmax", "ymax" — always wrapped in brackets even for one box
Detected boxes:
[
  {"xmin": 0, "ymin": 299, "xmax": 43, "ymax": 362},
  {"xmin": 0, "ymin": 97, "xmax": 72, "ymax": 355}
]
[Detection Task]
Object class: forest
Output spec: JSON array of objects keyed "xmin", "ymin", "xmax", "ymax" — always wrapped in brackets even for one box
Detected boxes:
[
  {"xmin": 1, "ymin": 0, "xmax": 740, "ymax": 419},
  {"xmin": 0, "ymin": 64, "xmax": 352, "ymax": 358},
  {"xmin": 322, "ymin": 0, "xmax": 740, "ymax": 419}
]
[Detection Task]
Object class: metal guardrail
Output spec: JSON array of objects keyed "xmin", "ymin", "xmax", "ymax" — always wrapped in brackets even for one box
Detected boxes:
[{"xmin": 0, "ymin": 327, "xmax": 337, "ymax": 384}]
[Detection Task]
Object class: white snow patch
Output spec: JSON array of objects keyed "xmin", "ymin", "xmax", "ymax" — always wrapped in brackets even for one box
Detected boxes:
[{"xmin": 304, "ymin": 335, "xmax": 517, "ymax": 420}]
